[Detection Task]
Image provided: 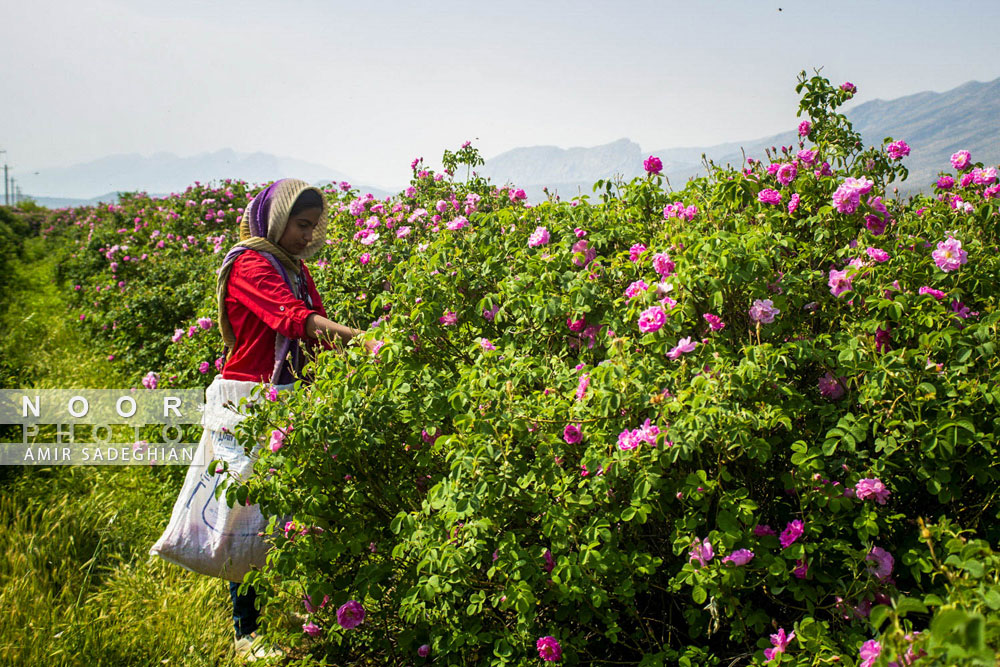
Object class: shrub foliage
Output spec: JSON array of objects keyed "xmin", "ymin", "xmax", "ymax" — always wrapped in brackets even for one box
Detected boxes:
[{"xmin": 36, "ymin": 72, "xmax": 1000, "ymax": 665}]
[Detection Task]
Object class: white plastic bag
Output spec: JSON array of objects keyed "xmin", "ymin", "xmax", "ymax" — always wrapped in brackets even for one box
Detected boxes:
[{"xmin": 149, "ymin": 376, "xmax": 289, "ymax": 582}]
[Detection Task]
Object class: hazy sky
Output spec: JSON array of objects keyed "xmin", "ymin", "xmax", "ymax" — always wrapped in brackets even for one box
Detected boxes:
[{"xmin": 3, "ymin": 0, "xmax": 999, "ymax": 187}]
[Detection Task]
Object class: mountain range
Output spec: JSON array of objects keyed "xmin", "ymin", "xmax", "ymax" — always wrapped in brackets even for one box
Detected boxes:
[
  {"xmin": 19, "ymin": 149, "xmax": 375, "ymax": 206},
  {"xmin": 19, "ymin": 77, "xmax": 1000, "ymax": 207},
  {"xmin": 478, "ymin": 77, "xmax": 1000, "ymax": 200}
]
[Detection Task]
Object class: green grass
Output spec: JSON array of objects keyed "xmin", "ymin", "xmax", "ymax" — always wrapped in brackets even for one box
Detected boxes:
[
  {"xmin": 0, "ymin": 466, "xmax": 241, "ymax": 666},
  {"xmin": 0, "ymin": 238, "xmax": 124, "ymax": 389},
  {"xmin": 0, "ymin": 238, "xmax": 278, "ymax": 666}
]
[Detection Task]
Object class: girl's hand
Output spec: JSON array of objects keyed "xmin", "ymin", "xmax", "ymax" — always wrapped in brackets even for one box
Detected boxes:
[{"xmin": 363, "ymin": 338, "xmax": 381, "ymax": 354}]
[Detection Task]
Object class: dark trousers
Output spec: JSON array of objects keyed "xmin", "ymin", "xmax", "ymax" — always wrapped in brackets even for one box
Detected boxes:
[{"xmin": 229, "ymin": 581, "xmax": 260, "ymax": 638}]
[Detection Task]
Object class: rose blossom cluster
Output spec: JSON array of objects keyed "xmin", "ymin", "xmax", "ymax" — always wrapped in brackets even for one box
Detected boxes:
[
  {"xmin": 885, "ymin": 140, "xmax": 910, "ymax": 160},
  {"xmin": 663, "ymin": 201, "xmax": 698, "ymax": 221},
  {"xmin": 528, "ymin": 226, "xmax": 550, "ymax": 248},
  {"xmin": 624, "ymin": 280, "xmax": 648, "ymax": 300},
  {"xmin": 617, "ymin": 418, "xmax": 662, "ymax": 450},
  {"xmin": 854, "ymin": 477, "xmax": 890, "ymax": 504},
  {"xmin": 832, "ymin": 177, "xmax": 874, "ymax": 214}
]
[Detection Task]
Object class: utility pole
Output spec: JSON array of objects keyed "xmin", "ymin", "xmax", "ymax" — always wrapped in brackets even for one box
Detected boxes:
[
  {"xmin": 10, "ymin": 178, "xmax": 15, "ymax": 206},
  {"xmin": 0, "ymin": 149, "xmax": 7, "ymax": 206}
]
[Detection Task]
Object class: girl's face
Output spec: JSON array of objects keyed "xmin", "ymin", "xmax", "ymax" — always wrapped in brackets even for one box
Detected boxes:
[{"xmin": 278, "ymin": 207, "xmax": 321, "ymax": 255}]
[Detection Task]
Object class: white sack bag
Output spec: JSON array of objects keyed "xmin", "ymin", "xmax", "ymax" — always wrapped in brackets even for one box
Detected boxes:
[{"xmin": 149, "ymin": 376, "xmax": 290, "ymax": 582}]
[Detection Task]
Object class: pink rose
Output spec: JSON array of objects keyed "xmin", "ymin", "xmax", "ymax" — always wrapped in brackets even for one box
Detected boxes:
[
  {"xmin": 932, "ymin": 237, "xmax": 967, "ymax": 272},
  {"xmin": 776, "ymin": 163, "xmax": 797, "ymax": 186},
  {"xmin": 764, "ymin": 628, "xmax": 795, "ymax": 662},
  {"xmin": 886, "ymin": 140, "xmax": 910, "ymax": 160},
  {"xmin": 689, "ymin": 537, "xmax": 714, "ymax": 568},
  {"xmin": 336, "ymin": 600, "xmax": 365, "ymax": 629},
  {"xmin": 536, "ymin": 636, "xmax": 562, "ymax": 662},
  {"xmin": 667, "ymin": 336, "xmax": 697, "ymax": 360},
  {"xmin": 142, "ymin": 372, "xmax": 159, "ymax": 390},
  {"xmin": 528, "ymin": 226, "xmax": 550, "ymax": 247},
  {"xmin": 563, "ymin": 423, "xmax": 582, "ymax": 444},
  {"xmin": 722, "ymin": 548, "xmax": 754, "ymax": 566},
  {"xmin": 269, "ymin": 427, "xmax": 290, "ymax": 453},
  {"xmin": 637, "ymin": 306, "xmax": 666, "ymax": 333},
  {"xmin": 818, "ymin": 372, "xmax": 846, "ymax": 400},
  {"xmin": 749, "ymin": 299, "xmax": 780, "ymax": 324},
  {"xmin": 703, "ymin": 313, "xmax": 725, "ymax": 331},
  {"xmin": 652, "ymin": 252, "xmax": 675, "ymax": 277},
  {"xmin": 859, "ymin": 639, "xmax": 881, "ymax": 667},
  {"xmin": 855, "ymin": 478, "xmax": 890, "ymax": 504},
  {"xmin": 828, "ymin": 268, "xmax": 853, "ymax": 297},
  {"xmin": 758, "ymin": 189, "xmax": 782, "ymax": 205},
  {"xmin": 779, "ymin": 519, "xmax": 804, "ymax": 548},
  {"xmin": 950, "ymin": 150, "xmax": 971, "ymax": 171}
]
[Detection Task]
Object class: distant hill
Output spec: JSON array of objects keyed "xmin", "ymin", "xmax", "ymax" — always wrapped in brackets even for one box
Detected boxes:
[
  {"xmin": 26, "ymin": 183, "xmax": 397, "ymax": 210},
  {"xmin": 21, "ymin": 77, "xmax": 1000, "ymax": 206},
  {"xmin": 848, "ymin": 77, "xmax": 1000, "ymax": 193},
  {"xmin": 478, "ymin": 138, "xmax": 644, "ymax": 187},
  {"xmin": 20, "ymin": 149, "xmax": 358, "ymax": 200},
  {"xmin": 481, "ymin": 77, "xmax": 1000, "ymax": 199},
  {"xmin": 18, "ymin": 193, "xmax": 126, "ymax": 209}
]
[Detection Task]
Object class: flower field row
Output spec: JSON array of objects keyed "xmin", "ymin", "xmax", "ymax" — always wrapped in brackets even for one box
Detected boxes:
[{"xmin": 35, "ymin": 72, "xmax": 1000, "ymax": 665}]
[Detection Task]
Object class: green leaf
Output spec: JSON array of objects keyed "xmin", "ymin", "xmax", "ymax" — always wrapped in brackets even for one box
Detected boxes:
[
  {"xmin": 923, "ymin": 594, "xmax": 944, "ymax": 607},
  {"xmin": 931, "ymin": 608, "xmax": 969, "ymax": 636},
  {"xmin": 895, "ymin": 596, "xmax": 928, "ymax": 616},
  {"xmin": 965, "ymin": 614, "xmax": 986, "ymax": 651},
  {"xmin": 717, "ymin": 510, "xmax": 739, "ymax": 534},
  {"xmin": 869, "ymin": 604, "xmax": 891, "ymax": 631},
  {"xmin": 961, "ymin": 559, "xmax": 986, "ymax": 578},
  {"xmin": 983, "ymin": 589, "xmax": 1000, "ymax": 610}
]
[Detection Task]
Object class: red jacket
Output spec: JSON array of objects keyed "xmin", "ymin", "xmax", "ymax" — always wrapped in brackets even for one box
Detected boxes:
[{"xmin": 221, "ymin": 250, "xmax": 328, "ymax": 383}]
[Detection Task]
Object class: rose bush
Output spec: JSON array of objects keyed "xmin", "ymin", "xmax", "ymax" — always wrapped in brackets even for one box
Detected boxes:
[{"xmin": 34, "ymin": 71, "xmax": 1000, "ymax": 665}]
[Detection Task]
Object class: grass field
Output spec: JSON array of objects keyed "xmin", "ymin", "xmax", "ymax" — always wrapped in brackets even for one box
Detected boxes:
[{"xmin": 0, "ymin": 238, "xmax": 255, "ymax": 666}]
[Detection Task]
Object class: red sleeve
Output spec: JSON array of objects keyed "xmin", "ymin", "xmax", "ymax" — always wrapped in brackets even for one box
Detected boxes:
[
  {"xmin": 228, "ymin": 252, "xmax": 318, "ymax": 340},
  {"xmin": 301, "ymin": 265, "xmax": 337, "ymax": 351}
]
